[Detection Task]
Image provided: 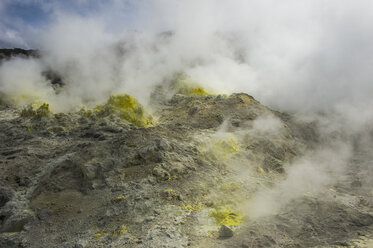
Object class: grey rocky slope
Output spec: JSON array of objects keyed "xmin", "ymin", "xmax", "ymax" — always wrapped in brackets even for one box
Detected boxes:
[{"xmin": 0, "ymin": 89, "xmax": 372, "ymax": 248}]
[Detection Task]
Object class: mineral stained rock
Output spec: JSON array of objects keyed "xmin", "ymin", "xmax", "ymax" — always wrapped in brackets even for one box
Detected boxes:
[
  {"xmin": 219, "ymin": 225, "xmax": 233, "ymax": 238},
  {"xmin": 0, "ymin": 81, "xmax": 372, "ymax": 248}
]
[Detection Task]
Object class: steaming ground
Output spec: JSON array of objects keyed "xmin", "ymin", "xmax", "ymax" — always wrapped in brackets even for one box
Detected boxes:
[
  {"xmin": 3, "ymin": 1, "xmax": 373, "ymax": 114},
  {"xmin": 0, "ymin": 63, "xmax": 372, "ymax": 247},
  {"xmin": 1, "ymin": 1, "xmax": 373, "ymax": 246}
]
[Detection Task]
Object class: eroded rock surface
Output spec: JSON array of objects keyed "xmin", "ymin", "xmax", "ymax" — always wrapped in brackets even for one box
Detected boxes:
[{"xmin": 0, "ymin": 91, "xmax": 372, "ymax": 248}]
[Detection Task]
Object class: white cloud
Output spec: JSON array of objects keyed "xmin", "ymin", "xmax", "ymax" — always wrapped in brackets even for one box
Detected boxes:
[{"xmin": 0, "ymin": 24, "xmax": 28, "ymax": 48}]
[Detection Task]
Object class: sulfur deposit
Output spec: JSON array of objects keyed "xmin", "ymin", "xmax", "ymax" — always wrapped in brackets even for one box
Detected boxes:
[
  {"xmin": 0, "ymin": 56, "xmax": 372, "ymax": 247},
  {"xmin": 83, "ymin": 94, "xmax": 154, "ymax": 127}
]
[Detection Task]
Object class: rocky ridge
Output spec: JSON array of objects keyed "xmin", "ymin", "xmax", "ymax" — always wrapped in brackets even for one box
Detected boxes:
[{"xmin": 0, "ymin": 54, "xmax": 372, "ymax": 247}]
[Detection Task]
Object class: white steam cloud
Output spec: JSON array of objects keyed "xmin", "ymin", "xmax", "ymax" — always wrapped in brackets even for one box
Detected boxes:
[
  {"xmin": 0, "ymin": 58, "xmax": 53, "ymax": 104},
  {"xmin": 1, "ymin": 0, "xmax": 373, "ymax": 114},
  {"xmin": 246, "ymin": 142, "xmax": 353, "ymax": 218}
]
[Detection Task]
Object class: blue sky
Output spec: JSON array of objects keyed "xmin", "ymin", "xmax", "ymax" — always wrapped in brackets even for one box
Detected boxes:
[
  {"xmin": 6, "ymin": 2, "xmax": 49, "ymax": 27},
  {"xmin": 0, "ymin": 0, "xmax": 136, "ymax": 48}
]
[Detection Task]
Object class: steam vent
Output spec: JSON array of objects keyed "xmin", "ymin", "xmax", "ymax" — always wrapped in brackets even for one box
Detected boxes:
[{"xmin": 1, "ymin": 2, "xmax": 373, "ymax": 247}]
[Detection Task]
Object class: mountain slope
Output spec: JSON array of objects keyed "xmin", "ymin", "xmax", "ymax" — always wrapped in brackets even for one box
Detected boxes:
[{"xmin": 0, "ymin": 89, "xmax": 372, "ymax": 247}]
